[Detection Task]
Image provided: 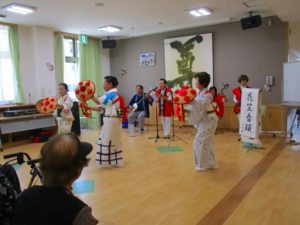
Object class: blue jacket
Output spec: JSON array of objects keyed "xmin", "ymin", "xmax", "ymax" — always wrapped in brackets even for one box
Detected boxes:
[{"xmin": 129, "ymin": 93, "xmax": 152, "ymax": 117}]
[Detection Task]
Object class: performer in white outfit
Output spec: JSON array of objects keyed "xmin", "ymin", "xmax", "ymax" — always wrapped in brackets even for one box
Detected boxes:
[
  {"xmin": 54, "ymin": 83, "xmax": 74, "ymax": 134},
  {"xmin": 88, "ymin": 76, "xmax": 124, "ymax": 167},
  {"xmin": 189, "ymin": 72, "xmax": 218, "ymax": 171},
  {"xmin": 151, "ymin": 79, "xmax": 174, "ymax": 138}
]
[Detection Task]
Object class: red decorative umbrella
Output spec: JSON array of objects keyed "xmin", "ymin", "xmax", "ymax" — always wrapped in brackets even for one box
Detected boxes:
[{"xmin": 173, "ymin": 85, "xmax": 197, "ymax": 122}]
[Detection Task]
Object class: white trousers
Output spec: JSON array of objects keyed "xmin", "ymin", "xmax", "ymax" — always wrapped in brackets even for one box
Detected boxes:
[
  {"xmin": 56, "ymin": 117, "xmax": 73, "ymax": 134},
  {"xmin": 160, "ymin": 116, "xmax": 171, "ymax": 137}
]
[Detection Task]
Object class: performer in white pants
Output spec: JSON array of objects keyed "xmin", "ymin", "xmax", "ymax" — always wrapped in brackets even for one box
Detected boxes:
[
  {"xmin": 88, "ymin": 76, "xmax": 124, "ymax": 167},
  {"xmin": 189, "ymin": 72, "xmax": 218, "ymax": 171},
  {"xmin": 54, "ymin": 83, "xmax": 74, "ymax": 134},
  {"xmin": 151, "ymin": 79, "xmax": 174, "ymax": 138}
]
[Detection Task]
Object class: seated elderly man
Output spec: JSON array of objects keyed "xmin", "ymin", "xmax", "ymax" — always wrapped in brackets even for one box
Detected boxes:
[
  {"xmin": 12, "ymin": 133, "xmax": 98, "ymax": 225},
  {"xmin": 127, "ymin": 84, "xmax": 153, "ymax": 136}
]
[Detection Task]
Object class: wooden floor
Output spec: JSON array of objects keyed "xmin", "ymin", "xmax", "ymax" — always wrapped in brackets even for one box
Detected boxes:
[{"xmin": 1, "ymin": 126, "xmax": 300, "ymax": 225}]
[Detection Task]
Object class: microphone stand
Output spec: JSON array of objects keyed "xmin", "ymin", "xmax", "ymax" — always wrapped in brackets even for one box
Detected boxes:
[
  {"xmin": 167, "ymin": 92, "xmax": 187, "ymax": 146},
  {"xmin": 148, "ymin": 103, "xmax": 161, "ymax": 143},
  {"xmin": 148, "ymin": 87, "xmax": 162, "ymax": 143}
]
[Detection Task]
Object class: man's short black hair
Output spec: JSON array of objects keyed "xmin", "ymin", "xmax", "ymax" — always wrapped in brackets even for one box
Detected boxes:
[
  {"xmin": 160, "ymin": 78, "xmax": 167, "ymax": 84},
  {"xmin": 104, "ymin": 76, "xmax": 119, "ymax": 88},
  {"xmin": 194, "ymin": 72, "xmax": 211, "ymax": 88},
  {"xmin": 238, "ymin": 74, "xmax": 249, "ymax": 83},
  {"xmin": 136, "ymin": 85, "xmax": 144, "ymax": 90}
]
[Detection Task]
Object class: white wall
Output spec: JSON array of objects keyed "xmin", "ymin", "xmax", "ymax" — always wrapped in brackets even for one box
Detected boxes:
[
  {"xmin": 32, "ymin": 27, "xmax": 56, "ymax": 99},
  {"xmin": 18, "ymin": 26, "xmax": 38, "ymax": 104},
  {"xmin": 18, "ymin": 26, "xmax": 110, "ymax": 104},
  {"xmin": 288, "ymin": 22, "xmax": 300, "ymax": 62},
  {"xmin": 101, "ymin": 48, "xmax": 111, "ymax": 77},
  {"xmin": 18, "ymin": 25, "xmax": 56, "ymax": 104}
]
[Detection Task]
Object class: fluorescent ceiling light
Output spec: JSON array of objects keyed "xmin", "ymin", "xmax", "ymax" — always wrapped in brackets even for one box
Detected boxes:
[
  {"xmin": 98, "ymin": 25, "xmax": 122, "ymax": 33},
  {"xmin": 198, "ymin": 8, "xmax": 212, "ymax": 16},
  {"xmin": 189, "ymin": 10, "xmax": 201, "ymax": 17},
  {"xmin": 189, "ymin": 7, "xmax": 212, "ymax": 17},
  {"xmin": 2, "ymin": 3, "xmax": 36, "ymax": 15}
]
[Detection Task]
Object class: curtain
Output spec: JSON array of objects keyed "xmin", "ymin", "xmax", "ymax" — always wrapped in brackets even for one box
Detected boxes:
[
  {"xmin": 8, "ymin": 25, "xmax": 24, "ymax": 103},
  {"xmin": 79, "ymin": 38, "xmax": 103, "ymax": 128},
  {"xmin": 54, "ymin": 33, "xmax": 64, "ymax": 84}
]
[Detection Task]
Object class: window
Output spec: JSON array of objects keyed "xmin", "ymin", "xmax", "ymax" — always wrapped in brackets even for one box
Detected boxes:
[
  {"xmin": 63, "ymin": 37, "xmax": 80, "ymax": 99},
  {"xmin": 0, "ymin": 25, "xmax": 16, "ymax": 104}
]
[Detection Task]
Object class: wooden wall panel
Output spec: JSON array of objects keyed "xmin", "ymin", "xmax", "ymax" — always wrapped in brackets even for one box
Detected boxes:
[{"xmin": 145, "ymin": 104, "xmax": 287, "ymax": 132}]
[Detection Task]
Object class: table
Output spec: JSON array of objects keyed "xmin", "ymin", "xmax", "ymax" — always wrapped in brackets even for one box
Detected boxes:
[{"xmin": 0, "ymin": 114, "xmax": 56, "ymax": 144}]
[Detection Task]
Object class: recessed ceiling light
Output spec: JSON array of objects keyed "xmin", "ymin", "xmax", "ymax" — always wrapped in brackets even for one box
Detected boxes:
[
  {"xmin": 189, "ymin": 7, "xmax": 212, "ymax": 17},
  {"xmin": 98, "ymin": 25, "xmax": 122, "ymax": 33},
  {"xmin": 2, "ymin": 3, "xmax": 36, "ymax": 15}
]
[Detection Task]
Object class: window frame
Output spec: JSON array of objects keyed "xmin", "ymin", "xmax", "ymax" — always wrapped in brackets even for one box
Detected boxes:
[
  {"xmin": 0, "ymin": 24, "xmax": 17, "ymax": 104},
  {"xmin": 62, "ymin": 36, "xmax": 80, "ymax": 100},
  {"xmin": 64, "ymin": 37, "xmax": 79, "ymax": 63}
]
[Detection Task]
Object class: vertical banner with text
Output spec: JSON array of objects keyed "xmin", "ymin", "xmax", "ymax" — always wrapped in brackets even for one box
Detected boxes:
[{"xmin": 239, "ymin": 88, "xmax": 260, "ymax": 139}]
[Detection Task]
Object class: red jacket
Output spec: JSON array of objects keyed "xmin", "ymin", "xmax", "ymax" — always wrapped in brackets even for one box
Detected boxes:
[
  {"xmin": 232, "ymin": 87, "xmax": 242, "ymax": 114},
  {"xmin": 156, "ymin": 88, "xmax": 174, "ymax": 117},
  {"xmin": 213, "ymin": 95, "xmax": 225, "ymax": 118},
  {"xmin": 232, "ymin": 86, "xmax": 250, "ymax": 114}
]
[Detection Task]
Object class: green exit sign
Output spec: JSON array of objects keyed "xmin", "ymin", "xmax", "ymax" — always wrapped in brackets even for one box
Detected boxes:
[{"xmin": 80, "ymin": 34, "xmax": 88, "ymax": 44}]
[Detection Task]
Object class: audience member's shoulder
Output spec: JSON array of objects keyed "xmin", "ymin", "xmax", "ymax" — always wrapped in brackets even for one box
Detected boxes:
[
  {"xmin": 21, "ymin": 185, "xmax": 42, "ymax": 194},
  {"xmin": 18, "ymin": 185, "xmax": 43, "ymax": 197}
]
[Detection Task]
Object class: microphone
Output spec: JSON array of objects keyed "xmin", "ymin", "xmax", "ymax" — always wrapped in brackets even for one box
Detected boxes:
[{"xmin": 149, "ymin": 87, "xmax": 158, "ymax": 92}]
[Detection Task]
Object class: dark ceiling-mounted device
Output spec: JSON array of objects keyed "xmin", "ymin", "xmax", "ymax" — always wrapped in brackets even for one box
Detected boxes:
[
  {"xmin": 102, "ymin": 37, "xmax": 116, "ymax": 49},
  {"xmin": 241, "ymin": 11, "xmax": 262, "ymax": 30}
]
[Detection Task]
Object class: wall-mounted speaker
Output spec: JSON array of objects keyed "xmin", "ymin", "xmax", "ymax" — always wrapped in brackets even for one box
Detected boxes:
[
  {"xmin": 241, "ymin": 15, "xmax": 262, "ymax": 30},
  {"xmin": 102, "ymin": 39, "xmax": 116, "ymax": 49}
]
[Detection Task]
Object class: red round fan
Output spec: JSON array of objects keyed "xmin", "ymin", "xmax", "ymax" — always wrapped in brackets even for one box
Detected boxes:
[
  {"xmin": 75, "ymin": 80, "xmax": 96, "ymax": 101},
  {"xmin": 75, "ymin": 80, "xmax": 96, "ymax": 118},
  {"xmin": 36, "ymin": 97, "xmax": 58, "ymax": 114},
  {"xmin": 173, "ymin": 86, "xmax": 196, "ymax": 104}
]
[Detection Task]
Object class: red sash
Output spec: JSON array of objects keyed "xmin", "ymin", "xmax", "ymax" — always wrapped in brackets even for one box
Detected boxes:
[{"xmin": 113, "ymin": 93, "xmax": 128, "ymax": 122}]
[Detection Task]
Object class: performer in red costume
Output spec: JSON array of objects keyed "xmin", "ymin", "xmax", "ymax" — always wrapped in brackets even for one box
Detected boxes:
[
  {"xmin": 209, "ymin": 86, "xmax": 228, "ymax": 118},
  {"xmin": 232, "ymin": 74, "xmax": 249, "ymax": 141},
  {"xmin": 232, "ymin": 74, "xmax": 249, "ymax": 116},
  {"xmin": 151, "ymin": 79, "xmax": 174, "ymax": 137}
]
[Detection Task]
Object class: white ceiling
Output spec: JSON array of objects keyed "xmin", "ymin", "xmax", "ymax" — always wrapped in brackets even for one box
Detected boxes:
[{"xmin": 0, "ymin": 0, "xmax": 299, "ymax": 38}]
